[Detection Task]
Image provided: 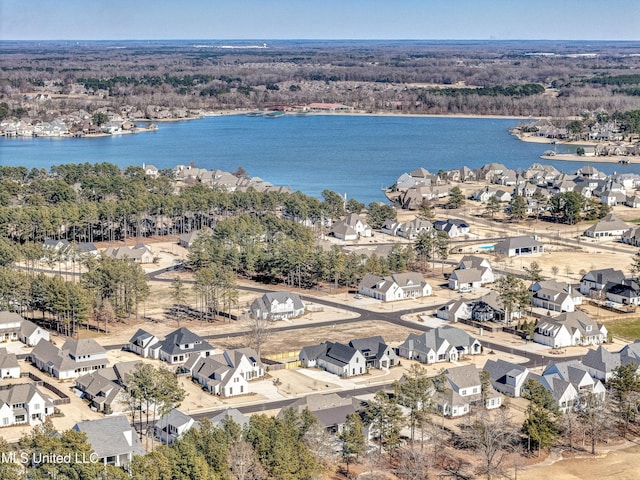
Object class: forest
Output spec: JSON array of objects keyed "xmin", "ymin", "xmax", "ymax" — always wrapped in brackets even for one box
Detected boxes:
[{"xmin": 1, "ymin": 40, "xmax": 640, "ymax": 119}]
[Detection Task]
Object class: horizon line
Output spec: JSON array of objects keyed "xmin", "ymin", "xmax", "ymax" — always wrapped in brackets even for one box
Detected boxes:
[{"xmin": 1, "ymin": 38, "xmax": 639, "ymax": 43}]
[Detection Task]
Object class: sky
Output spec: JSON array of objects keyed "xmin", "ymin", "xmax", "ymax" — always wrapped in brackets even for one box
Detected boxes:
[{"xmin": 1, "ymin": 0, "xmax": 639, "ymax": 41}]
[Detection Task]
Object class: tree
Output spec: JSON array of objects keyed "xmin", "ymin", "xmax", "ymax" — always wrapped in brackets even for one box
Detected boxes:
[
  {"xmin": 522, "ymin": 378, "xmax": 558, "ymax": 456},
  {"xmin": 169, "ymin": 275, "xmax": 189, "ymax": 326},
  {"xmin": 338, "ymin": 413, "xmax": 366, "ymax": 475},
  {"xmin": 523, "ymin": 261, "xmax": 544, "ymax": 283},
  {"xmin": 484, "ymin": 195, "xmax": 501, "ymax": 218},
  {"xmin": 395, "ymin": 364, "xmax": 432, "ymax": 445},
  {"xmin": 367, "ymin": 202, "xmax": 396, "ymax": 229},
  {"xmin": 124, "ymin": 363, "xmax": 186, "ymax": 450},
  {"xmin": 631, "ymin": 252, "xmax": 640, "ymax": 280},
  {"xmin": 364, "ymin": 390, "xmax": 405, "ymax": 457},
  {"xmin": 435, "ymin": 230, "xmax": 450, "ymax": 273},
  {"xmin": 417, "ymin": 202, "xmax": 436, "ymax": 222},
  {"xmin": 228, "ymin": 439, "xmax": 268, "ymax": 480},
  {"xmin": 507, "ymin": 194, "xmax": 527, "ymax": 221},
  {"xmin": 496, "ymin": 274, "xmax": 529, "ymax": 325},
  {"xmin": 445, "ymin": 186, "xmax": 465, "ymax": 209},
  {"xmin": 458, "ymin": 408, "xmax": 518, "ymax": 480},
  {"xmin": 92, "ymin": 111, "xmax": 109, "ymax": 126},
  {"xmin": 414, "ymin": 228, "xmax": 436, "ymax": 270},
  {"xmin": 609, "ymin": 362, "xmax": 640, "ymax": 437},
  {"xmin": 577, "ymin": 392, "xmax": 612, "ymax": 455},
  {"xmin": 321, "ymin": 189, "xmax": 345, "ymax": 218}
]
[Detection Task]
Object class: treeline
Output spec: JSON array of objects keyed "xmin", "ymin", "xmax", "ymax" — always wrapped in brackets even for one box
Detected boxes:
[{"xmin": 429, "ymin": 83, "xmax": 545, "ymax": 97}]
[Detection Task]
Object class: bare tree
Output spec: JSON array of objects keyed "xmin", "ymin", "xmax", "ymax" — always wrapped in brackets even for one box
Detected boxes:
[
  {"xmin": 456, "ymin": 408, "xmax": 519, "ymax": 480},
  {"xmin": 228, "ymin": 440, "xmax": 267, "ymax": 480},
  {"xmin": 246, "ymin": 314, "xmax": 271, "ymax": 358}
]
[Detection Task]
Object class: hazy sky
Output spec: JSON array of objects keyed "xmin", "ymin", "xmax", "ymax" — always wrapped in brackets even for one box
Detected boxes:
[{"xmin": 2, "ymin": 0, "xmax": 638, "ymax": 41}]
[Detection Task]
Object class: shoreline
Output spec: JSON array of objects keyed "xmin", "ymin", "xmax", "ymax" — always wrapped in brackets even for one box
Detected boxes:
[{"xmin": 540, "ymin": 153, "xmax": 632, "ymax": 164}]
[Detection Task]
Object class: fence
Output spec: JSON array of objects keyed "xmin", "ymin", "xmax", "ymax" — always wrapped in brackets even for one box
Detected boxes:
[{"xmin": 262, "ymin": 351, "xmax": 301, "ymax": 370}]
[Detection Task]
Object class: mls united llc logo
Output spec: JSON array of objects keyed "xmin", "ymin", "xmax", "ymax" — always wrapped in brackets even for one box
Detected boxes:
[{"xmin": 1, "ymin": 451, "xmax": 100, "ymax": 465}]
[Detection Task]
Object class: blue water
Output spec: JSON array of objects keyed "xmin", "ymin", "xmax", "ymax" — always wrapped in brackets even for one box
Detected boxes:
[{"xmin": 1, "ymin": 115, "xmax": 636, "ymax": 204}]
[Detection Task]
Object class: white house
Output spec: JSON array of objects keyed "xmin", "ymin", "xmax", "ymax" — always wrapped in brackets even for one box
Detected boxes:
[
  {"xmin": 494, "ymin": 236, "xmax": 544, "ymax": 257},
  {"xmin": 397, "ymin": 326, "xmax": 481, "ymax": 364},
  {"xmin": 127, "ymin": 329, "xmax": 160, "ymax": 358},
  {"xmin": 31, "ymin": 338, "xmax": 109, "ymax": 380},
  {"xmin": 584, "ymin": 214, "xmax": 629, "ymax": 239},
  {"xmin": 483, "ymin": 359, "xmax": 530, "ymax": 398},
  {"xmin": 533, "ymin": 311, "xmax": 607, "ymax": 349},
  {"xmin": 358, "ymin": 272, "xmax": 432, "ymax": 301},
  {"xmin": 0, "ymin": 348, "xmax": 20, "ymax": 379},
  {"xmin": 74, "ymin": 416, "xmax": 145, "ymax": 468},
  {"xmin": 434, "ymin": 365, "xmax": 501, "ymax": 417},
  {"xmin": 0, "ymin": 384, "xmax": 55, "ymax": 427},
  {"xmin": 299, "ymin": 342, "xmax": 367, "ymax": 378},
  {"xmin": 436, "ymin": 299, "xmax": 472, "ymax": 322},
  {"xmin": 530, "ymin": 279, "xmax": 582, "ymax": 313},
  {"xmin": 250, "ymin": 292, "xmax": 305, "ymax": 320},
  {"xmin": 155, "ymin": 409, "xmax": 195, "ymax": 445},
  {"xmin": 0, "ymin": 311, "xmax": 50, "ymax": 346}
]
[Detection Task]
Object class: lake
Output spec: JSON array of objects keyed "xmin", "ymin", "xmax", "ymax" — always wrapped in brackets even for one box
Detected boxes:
[{"xmin": 1, "ymin": 114, "xmax": 635, "ymax": 204}]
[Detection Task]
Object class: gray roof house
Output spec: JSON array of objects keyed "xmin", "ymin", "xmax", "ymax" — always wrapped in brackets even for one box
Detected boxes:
[
  {"xmin": 436, "ymin": 299, "xmax": 472, "ymax": 322},
  {"xmin": 210, "ymin": 408, "xmax": 250, "ymax": 430},
  {"xmin": 542, "ymin": 360, "xmax": 606, "ymax": 403},
  {"xmin": 434, "ymin": 365, "xmax": 502, "ymax": 417},
  {"xmin": 282, "ymin": 393, "xmax": 358, "ymax": 434},
  {"xmin": 155, "ymin": 408, "xmax": 195, "ymax": 445},
  {"xmin": 75, "ymin": 370, "xmax": 123, "ymax": 414},
  {"xmin": 348, "ymin": 336, "xmax": 398, "ymax": 370},
  {"xmin": 0, "ymin": 383, "xmax": 55, "ymax": 427},
  {"xmin": 579, "ymin": 268, "xmax": 626, "ymax": 297},
  {"xmin": 0, "ymin": 347, "xmax": 20, "ymax": 379},
  {"xmin": 0, "ymin": 311, "xmax": 50, "ymax": 346},
  {"xmin": 358, "ymin": 272, "xmax": 432, "ymax": 302},
  {"xmin": 157, "ymin": 327, "xmax": 216, "ymax": 365},
  {"xmin": 533, "ymin": 311, "xmax": 607, "ymax": 349},
  {"xmin": 584, "ymin": 214, "xmax": 629, "ymax": 239},
  {"xmin": 397, "ymin": 326, "xmax": 481, "ymax": 364},
  {"xmin": 529, "ymin": 279, "xmax": 582, "ymax": 313},
  {"xmin": 483, "ymin": 359, "xmax": 531, "ymax": 397},
  {"xmin": 582, "ymin": 345, "xmax": 621, "ymax": 382},
  {"xmin": 127, "ymin": 328, "xmax": 160, "ymax": 358},
  {"xmin": 494, "ymin": 236, "xmax": 544, "ymax": 257},
  {"xmin": 74, "ymin": 416, "xmax": 145, "ymax": 468},
  {"xmin": 31, "ymin": 338, "xmax": 109, "ymax": 380},
  {"xmin": 299, "ymin": 342, "xmax": 367, "ymax": 378},
  {"xmin": 250, "ymin": 292, "xmax": 305, "ymax": 321}
]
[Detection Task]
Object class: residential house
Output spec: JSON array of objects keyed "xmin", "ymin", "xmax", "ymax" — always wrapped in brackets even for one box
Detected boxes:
[
  {"xmin": 75, "ymin": 371, "xmax": 122, "ymax": 414},
  {"xmin": 154, "ymin": 409, "xmax": 195, "ymax": 444},
  {"xmin": 282, "ymin": 393, "xmax": 358, "ymax": 434},
  {"xmin": 156, "ymin": 327, "xmax": 216, "ymax": 365},
  {"xmin": 434, "ymin": 365, "xmax": 501, "ymax": 417},
  {"xmin": 299, "ymin": 342, "xmax": 366, "ymax": 378},
  {"xmin": 494, "ymin": 236, "xmax": 544, "ymax": 257},
  {"xmin": 471, "ymin": 291, "xmax": 521, "ymax": 323},
  {"xmin": 483, "ymin": 359, "xmax": 530, "ymax": 397},
  {"xmin": 0, "ymin": 311, "xmax": 50, "ymax": 346},
  {"xmin": 579, "ymin": 268, "xmax": 626, "ymax": 297},
  {"xmin": 584, "ymin": 214, "xmax": 629, "ymax": 239},
  {"xmin": 448, "ymin": 268, "xmax": 483, "ymax": 292},
  {"xmin": 250, "ymin": 292, "xmax": 305, "ymax": 321},
  {"xmin": 186, "ymin": 348, "xmax": 263, "ymax": 397},
  {"xmin": 178, "ymin": 226, "xmax": 212, "ymax": 248},
  {"xmin": 330, "ymin": 213, "xmax": 372, "ymax": 240},
  {"xmin": 209, "ymin": 408, "xmax": 250, "ymax": 430},
  {"xmin": 103, "ymin": 243, "xmax": 155, "ymax": 263},
  {"xmin": 582, "ymin": 345, "xmax": 621, "ymax": 382},
  {"xmin": 531, "ymin": 374, "xmax": 579, "ymax": 413},
  {"xmin": 31, "ymin": 338, "xmax": 109, "ymax": 380},
  {"xmin": 456, "ymin": 256, "xmax": 495, "ymax": 284},
  {"xmin": 143, "ymin": 163, "xmax": 159, "ymax": 177},
  {"xmin": 0, "ymin": 348, "xmax": 20, "ymax": 379},
  {"xmin": 348, "ymin": 336, "xmax": 398, "ymax": 369},
  {"xmin": 606, "ymin": 279, "xmax": 640, "ymax": 305},
  {"xmin": 396, "ymin": 218, "xmax": 432, "ymax": 239},
  {"xmin": 433, "ymin": 218, "xmax": 469, "ymax": 238},
  {"xmin": 533, "ymin": 311, "xmax": 607, "ymax": 349},
  {"xmin": 74, "ymin": 416, "xmax": 145, "ymax": 467},
  {"xmin": 542, "ymin": 360, "xmax": 606, "ymax": 403},
  {"xmin": 358, "ymin": 272, "xmax": 432, "ymax": 301},
  {"xmin": 396, "ymin": 326, "xmax": 481, "ymax": 364},
  {"xmin": 622, "ymin": 225, "xmax": 640, "ymax": 246},
  {"xmin": 529, "ymin": 279, "xmax": 582, "ymax": 313},
  {"xmin": 127, "ymin": 329, "xmax": 160, "ymax": 358},
  {"xmin": 436, "ymin": 299, "xmax": 472, "ymax": 322},
  {"xmin": 0, "ymin": 384, "xmax": 55, "ymax": 427}
]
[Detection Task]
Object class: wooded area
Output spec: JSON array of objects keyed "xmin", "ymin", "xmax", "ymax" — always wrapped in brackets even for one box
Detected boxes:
[{"xmin": 1, "ymin": 40, "xmax": 640, "ymax": 119}]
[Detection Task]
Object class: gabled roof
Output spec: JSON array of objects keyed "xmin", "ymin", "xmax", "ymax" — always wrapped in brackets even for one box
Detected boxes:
[
  {"xmin": 155, "ymin": 409, "xmax": 194, "ymax": 430},
  {"xmin": 582, "ymin": 346, "xmax": 620, "ymax": 374},
  {"xmin": 494, "ymin": 236, "xmax": 543, "ymax": 250},
  {"xmin": 160, "ymin": 327, "xmax": 213, "ymax": 356},
  {"xmin": 450, "ymin": 268, "xmax": 483, "ymax": 283},
  {"xmin": 581, "ymin": 268, "xmax": 625, "ymax": 286},
  {"xmin": 74, "ymin": 416, "xmax": 145, "ymax": 459},
  {"xmin": 210, "ymin": 408, "xmax": 250, "ymax": 429},
  {"xmin": 62, "ymin": 338, "xmax": 106, "ymax": 358},
  {"xmin": 0, "ymin": 348, "xmax": 19, "ymax": 370},
  {"xmin": 445, "ymin": 364, "xmax": 481, "ymax": 391},
  {"xmin": 128, "ymin": 328, "xmax": 157, "ymax": 347},
  {"xmin": 483, "ymin": 358, "xmax": 529, "ymax": 385}
]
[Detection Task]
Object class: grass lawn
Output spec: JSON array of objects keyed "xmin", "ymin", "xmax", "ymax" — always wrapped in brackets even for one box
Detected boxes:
[{"xmin": 607, "ymin": 317, "xmax": 640, "ymax": 341}]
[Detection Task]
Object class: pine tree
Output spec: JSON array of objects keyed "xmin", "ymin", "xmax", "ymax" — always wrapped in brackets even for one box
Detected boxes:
[{"xmin": 338, "ymin": 413, "xmax": 366, "ymax": 475}]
